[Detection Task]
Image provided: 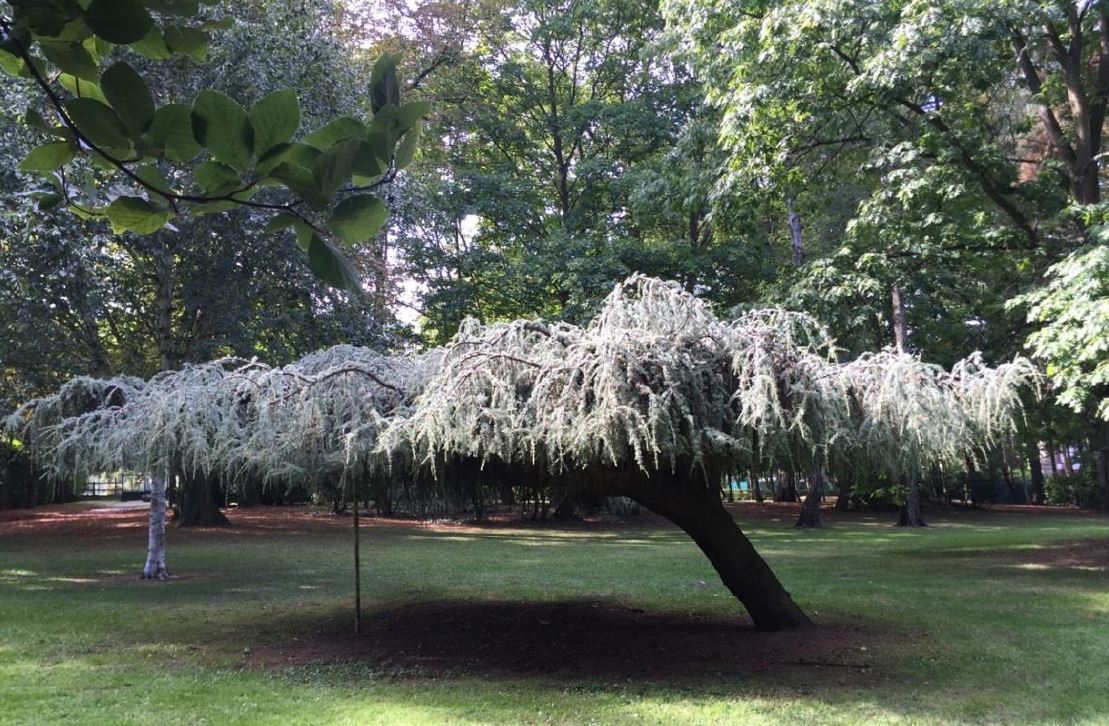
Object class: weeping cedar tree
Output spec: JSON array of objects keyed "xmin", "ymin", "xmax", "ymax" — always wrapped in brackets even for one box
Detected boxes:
[{"xmin": 9, "ymin": 277, "xmax": 1038, "ymax": 628}]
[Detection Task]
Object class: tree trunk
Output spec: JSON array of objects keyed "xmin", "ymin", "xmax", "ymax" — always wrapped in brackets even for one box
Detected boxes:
[
  {"xmin": 1092, "ymin": 418, "xmax": 1109, "ymax": 512},
  {"xmin": 795, "ymin": 470, "xmax": 825, "ymax": 528},
  {"xmin": 897, "ymin": 475, "xmax": 927, "ymax": 527},
  {"xmin": 891, "ymin": 285, "xmax": 909, "ymax": 353},
  {"xmin": 1026, "ymin": 442, "xmax": 1045, "ymax": 504},
  {"xmin": 775, "ymin": 470, "xmax": 798, "ymax": 502},
  {"xmin": 625, "ymin": 471, "xmax": 812, "ymax": 631},
  {"xmin": 835, "ymin": 476, "xmax": 852, "ymax": 511},
  {"xmin": 175, "ymin": 472, "xmax": 230, "ymax": 527},
  {"xmin": 141, "ymin": 474, "xmax": 169, "ymax": 579},
  {"xmin": 787, "ymin": 197, "xmax": 804, "ymax": 267},
  {"xmin": 751, "ymin": 472, "xmax": 764, "ymax": 502}
]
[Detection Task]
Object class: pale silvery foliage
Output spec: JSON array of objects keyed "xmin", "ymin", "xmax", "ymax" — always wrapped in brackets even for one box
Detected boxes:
[
  {"xmin": 10, "ymin": 277, "xmax": 1039, "ymax": 492},
  {"xmin": 4, "ymin": 376, "xmax": 144, "ymax": 469}
]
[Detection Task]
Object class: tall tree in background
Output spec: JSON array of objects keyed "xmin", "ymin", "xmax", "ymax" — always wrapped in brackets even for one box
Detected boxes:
[
  {"xmin": 665, "ymin": 0, "xmax": 1109, "ymax": 502},
  {"xmin": 371, "ymin": 0, "xmax": 781, "ymax": 342}
]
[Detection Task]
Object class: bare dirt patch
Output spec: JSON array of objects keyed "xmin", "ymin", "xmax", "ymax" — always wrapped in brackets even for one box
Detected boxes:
[
  {"xmin": 247, "ymin": 599, "xmax": 886, "ymax": 684},
  {"xmin": 1003, "ymin": 538, "xmax": 1109, "ymax": 572}
]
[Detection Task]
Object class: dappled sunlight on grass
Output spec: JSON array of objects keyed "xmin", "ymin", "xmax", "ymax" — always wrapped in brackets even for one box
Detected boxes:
[{"xmin": 1, "ymin": 504, "xmax": 1108, "ymax": 723}]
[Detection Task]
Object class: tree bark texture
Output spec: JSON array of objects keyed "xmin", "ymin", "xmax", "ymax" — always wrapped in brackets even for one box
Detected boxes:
[
  {"xmin": 175, "ymin": 471, "xmax": 230, "ymax": 527},
  {"xmin": 141, "ymin": 474, "xmax": 169, "ymax": 579}
]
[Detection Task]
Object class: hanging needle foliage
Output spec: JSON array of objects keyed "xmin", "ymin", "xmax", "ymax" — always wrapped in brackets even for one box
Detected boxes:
[{"xmin": 7, "ymin": 276, "xmax": 1040, "ymax": 498}]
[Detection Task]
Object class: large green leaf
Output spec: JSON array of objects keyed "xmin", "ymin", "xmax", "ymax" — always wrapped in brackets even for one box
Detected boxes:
[
  {"xmin": 303, "ymin": 117, "xmax": 365, "ymax": 151},
  {"xmin": 148, "ymin": 104, "xmax": 201, "ymax": 162},
  {"xmin": 191, "ymin": 91, "xmax": 253, "ymax": 171},
  {"xmin": 393, "ymin": 121, "xmax": 422, "ymax": 170},
  {"xmin": 352, "ymin": 136, "xmax": 388, "ymax": 178},
  {"xmin": 39, "ymin": 41, "xmax": 98, "ymax": 82},
  {"xmin": 163, "ymin": 25, "xmax": 209, "ymax": 60},
  {"xmin": 194, "ymin": 161, "xmax": 241, "ymax": 194},
  {"xmin": 101, "ymin": 62, "xmax": 155, "ymax": 134},
  {"xmin": 256, "ymin": 142, "xmax": 324, "ymax": 177},
  {"xmin": 63, "ymin": 97, "xmax": 132, "ymax": 150},
  {"xmin": 328, "ymin": 194, "xmax": 388, "ymax": 245},
  {"xmin": 11, "ymin": 0, "xmax": 80, "ymax": 37},
  {"xmin": 312, "ymin": 139, "xmax": 360, "ymax": 198},
  {"xmin": 57, "ymin": 74, "xmax": 108, "ymax": 104},
  {"xmin": 104, "ymin": 196, "xmax": 170, "ymax": 234},
  {"xmin": 83, "ymin": 0, "xmax": 154, "ymax": 44},
  {"xmin": 130, "ymin": 28, "xmax": 172, "ymax": 59},
  {"xmin": 307, "ymin": 234, "xmax": 361, "ymax": 291},
  {"xmin": 369, "ymin": 53, "xmax": 400, "ymax": 114},
  {"xmin": 19, "ymin": 141, "xmax": 76, "ymax": 173},
  {"xmin": 249, "ymin": 89, "xmax": 299, "ymax": 157},
  {"xmin": 265, "ymin": 162, "xmax": 327, "ymax": 210}
]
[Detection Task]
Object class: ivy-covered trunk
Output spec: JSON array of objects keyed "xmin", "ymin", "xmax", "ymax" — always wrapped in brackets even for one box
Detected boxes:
[
  {"xmin": 141, "ymin": 474, "xmax": 169, "ymax": 580},
  {"xmin": 624, "ymin": 470, "xmax": 811, "ymax": 631}
]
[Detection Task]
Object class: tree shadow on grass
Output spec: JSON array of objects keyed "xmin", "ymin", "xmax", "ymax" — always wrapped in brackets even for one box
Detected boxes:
[{"xmin": 247, "ymin": 599, "xmax": 885, "ymax": 685}]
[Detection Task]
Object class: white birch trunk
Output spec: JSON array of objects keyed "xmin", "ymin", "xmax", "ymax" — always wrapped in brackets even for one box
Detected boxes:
[{"xmin": 141, "ymin": 474, "xmax": 169, "ymax": 580}]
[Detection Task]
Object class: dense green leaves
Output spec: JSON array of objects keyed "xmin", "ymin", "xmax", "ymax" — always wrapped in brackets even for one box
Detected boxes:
[{"xmin": 4, "ymin": 0, "xmax": 428, "ymax": 293}]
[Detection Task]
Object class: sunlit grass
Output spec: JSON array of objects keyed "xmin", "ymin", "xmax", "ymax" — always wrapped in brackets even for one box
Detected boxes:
[{"xmin": 0, "ymin": 505, "xmax": 1107, "ymax": 724}]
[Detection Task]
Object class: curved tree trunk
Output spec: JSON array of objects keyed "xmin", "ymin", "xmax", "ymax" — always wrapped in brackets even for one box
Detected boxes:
[
  {"xmin": 141, "ymin": 474, "xmax": 169, "ymax": 580},
  {"xmin": 624, "ymin": 471, "xmax": 812, "ymax": 631},
  {"xmin": 175, "ymin": 472, "xmax": 230, "ymax": 527},
  {"xmin": 795, "ymin": 470, "xmax": 824, "ymax": 528}
]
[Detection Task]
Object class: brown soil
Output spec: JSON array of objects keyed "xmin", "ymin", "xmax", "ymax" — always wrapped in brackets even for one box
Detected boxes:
[
  {"xmin": 1002, "ymin": 538, "xmax": 1109, "ymax": 572},
  {"xmin": 247, "ymin": 599, "xmax": 883, "ymax": 683}
]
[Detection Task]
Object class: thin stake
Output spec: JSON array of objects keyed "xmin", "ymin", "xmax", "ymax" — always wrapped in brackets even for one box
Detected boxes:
[{"xmin": 352, "ymin": 473, "xmax": 362, "ymax": 637}]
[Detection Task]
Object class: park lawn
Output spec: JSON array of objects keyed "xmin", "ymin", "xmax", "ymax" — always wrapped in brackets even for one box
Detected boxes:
[{"xmin": 0, "ymin": 504, "xmax": 1107, "ymax": 725}]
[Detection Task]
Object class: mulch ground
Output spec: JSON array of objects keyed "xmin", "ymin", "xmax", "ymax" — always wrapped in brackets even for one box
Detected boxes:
[{"xmin": 246, "ymin": 599, "xmax": 883, "ymax": 684}]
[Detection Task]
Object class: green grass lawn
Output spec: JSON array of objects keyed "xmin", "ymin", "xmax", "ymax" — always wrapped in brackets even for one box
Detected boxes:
[{"xmin": 1, "ymin": 503, "xmax": 1107, "ymax": 725}]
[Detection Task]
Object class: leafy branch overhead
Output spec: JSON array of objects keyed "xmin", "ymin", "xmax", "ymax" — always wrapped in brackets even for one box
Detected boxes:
[{"xmin": 0, "ymin": 0, "xmax": 428, "ymax": 291}]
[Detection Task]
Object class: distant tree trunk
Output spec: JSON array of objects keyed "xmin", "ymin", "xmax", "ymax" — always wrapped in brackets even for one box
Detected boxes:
[
  {"xmin": 1045, "ymin": 439, "xmax": 1059, "ymax": 477},
  {"xmin": 795, "ymin": 470, "xmax": 825, "ymax": 528},
  {"xmin": 1062, "ymin": 445, "xmax": 1076, "ymax": 476},
  {"xmin": 787, "ymin": 197, "xmax": 804, "ymax": 267},
  {"xmin": 141, "ymin": 474, "xmax": 169, "ymax": 579},
  {"xmin": 897, "ymin": 474, "xmax": 927, "ymax": 527},
  {"xmin": 1092, "ymin": 419, "xmax": 1109, "ymax": 512},
  {"xmin": 624, "ymin": 469, "xmax": 811, "ymax": 631},
  {"xmin": 175, "ymin": 472, "xmax": 230, "ymax": 527},
  {"xmin": 891, "ymin": 285, "xmax": 909, "ymax": 353},
  {"xmin": 835, "ymin": 477, "xmax": 852, "ymax": 511},
  {"xmin": 750, "ymin": 472, "xmax": 764, "ymax": 502},
  {"xmin": 775, "ymin": 471, "xmax": 798, "ymax": 502}
]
